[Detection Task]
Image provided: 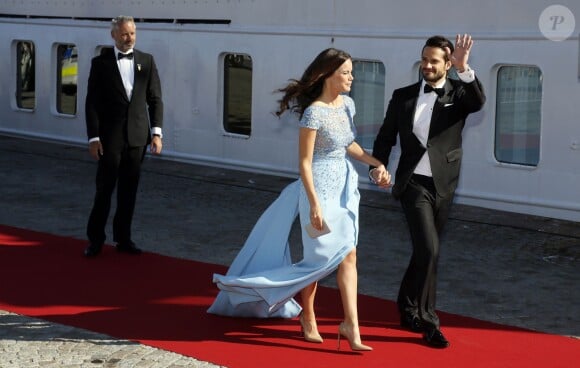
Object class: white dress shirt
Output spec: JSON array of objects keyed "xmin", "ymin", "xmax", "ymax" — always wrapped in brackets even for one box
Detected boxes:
[{"xmin": 115, "ymin": 47, "xmax": 134, "ymax": 101}]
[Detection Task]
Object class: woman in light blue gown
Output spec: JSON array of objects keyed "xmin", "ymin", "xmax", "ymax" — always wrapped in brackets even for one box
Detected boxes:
[{"xmin": 208, "ymin": 48, "xmax": 391, "ymax": 351}]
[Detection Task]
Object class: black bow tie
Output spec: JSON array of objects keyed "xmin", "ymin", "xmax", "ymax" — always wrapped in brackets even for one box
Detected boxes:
[
  {"xmin": 423, "ymin": 84, "xmax": 444, "ymax": 97},
  {"xmin": 117, "ymin": 52, "xmax": 134, "ymax": 60}
]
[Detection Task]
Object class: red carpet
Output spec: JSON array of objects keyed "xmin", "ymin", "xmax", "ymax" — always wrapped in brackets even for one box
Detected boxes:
[{"xmin": 0, "ymin": 225, "xmax": 577, "ymax": 368}]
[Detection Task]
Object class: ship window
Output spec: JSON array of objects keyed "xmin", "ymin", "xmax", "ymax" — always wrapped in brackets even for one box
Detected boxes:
[
  {"xmin": 56, "ymin": 44, "xmax": 78, "ymax": 115},
  {"xmin": 495, "ymin": 66, "xmax": 542, "ymax": 166},
  {"xmin": 96, "ymin": 46, "xmax": 113, "ymax": 56},
  {"xmin": 223, "ymin": 53, "xmax": 252, "ymax": 136},
  {"xmin": 16, "ymin": 41, "xmax": 35, "ymax": 109},
  {"xmin": 350, "ymin": 60, "xmax": 385, "ymax": 150}
]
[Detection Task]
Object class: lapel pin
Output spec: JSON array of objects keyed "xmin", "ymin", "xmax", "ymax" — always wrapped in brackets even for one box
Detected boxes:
[{"xmin": 137, "ymin": 64, "xmax": 141, "ymax": 71}]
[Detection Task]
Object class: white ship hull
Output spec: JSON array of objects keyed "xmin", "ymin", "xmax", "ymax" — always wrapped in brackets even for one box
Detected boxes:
[{"xmin": 0, "ymin": 0, "xmax": 578, "ymax": 221}]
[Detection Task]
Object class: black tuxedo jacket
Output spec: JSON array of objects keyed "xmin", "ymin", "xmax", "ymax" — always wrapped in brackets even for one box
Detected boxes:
[
  {"xmin": 85, "ymin": 48, "xmax": 163, "ymax": 150},
  {"xmin": 372, "ymin": 77, "xmax": 485, "ymax": 199}
]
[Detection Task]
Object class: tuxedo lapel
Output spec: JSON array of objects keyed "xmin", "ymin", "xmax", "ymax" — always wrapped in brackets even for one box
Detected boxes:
[
  {"xmin": 105, "ymin": 52, "xmax": 130, "ymax": 102},
  {"xmin": 404, "ymin": 83, "xmax": 421, "ymax": 133},
  {"xmin": 428, "ymin": 79, "xmax": 453, "ymax": 139},
  {"xmin": 131, "ymin": 50, "xmax": 143, "ymax": 100}
]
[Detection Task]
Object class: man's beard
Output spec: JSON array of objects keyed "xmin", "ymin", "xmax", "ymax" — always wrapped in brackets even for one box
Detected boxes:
[{"xmin": 422, "ymin": 69, "xmax": 446, "ymax": 83}]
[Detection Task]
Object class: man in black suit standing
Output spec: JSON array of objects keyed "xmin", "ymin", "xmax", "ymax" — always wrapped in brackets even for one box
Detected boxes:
[
  {"xmin": 371, "ymin": 34, "xmax": 485, "ymax": 347},
  {"xmin": 84, "ymin": 15, "xmax": 164, "ymax": 257}
]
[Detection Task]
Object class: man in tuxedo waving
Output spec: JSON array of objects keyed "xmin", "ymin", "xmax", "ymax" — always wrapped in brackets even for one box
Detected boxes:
[
  {"xmin": 371, "ymin": 34, "xmax": 485, "ymax": 347},
  {"xmin": 84, "ymin": 15, "xmax": 164, "ymax": 257}
]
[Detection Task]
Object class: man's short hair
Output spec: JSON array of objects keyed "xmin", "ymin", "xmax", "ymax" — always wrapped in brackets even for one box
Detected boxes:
[
  {"xmin": 111, "ymin": 15, "xmax": 135, "ymax": 31},
  {"xmin": 423, "ymin": 35, "xmax": 454, "ymax": 60}
]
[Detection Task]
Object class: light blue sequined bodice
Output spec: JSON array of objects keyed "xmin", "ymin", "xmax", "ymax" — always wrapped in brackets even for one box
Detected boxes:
[
  {"xmin": 299, "ymin": 95, "xmax": 356, "ymax": 160},
  {"xmin": 298, "ymin": 96, "xmax": 358, "ymax": 203}
]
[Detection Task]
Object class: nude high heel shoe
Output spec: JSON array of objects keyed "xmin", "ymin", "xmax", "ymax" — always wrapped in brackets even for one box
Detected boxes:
[
  {"xmin": 337, "ymin": 322, "xmax": 373, "ymax": 351},
  {"xmin": 299, "ymin": 314, "xmax": 323, "ymax": 343}
]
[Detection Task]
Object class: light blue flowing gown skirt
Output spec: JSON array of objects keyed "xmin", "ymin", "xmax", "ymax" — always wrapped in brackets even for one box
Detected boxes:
[{"xmin": 208, "ymin": 157, "xmax": 360, "ymax": 318}]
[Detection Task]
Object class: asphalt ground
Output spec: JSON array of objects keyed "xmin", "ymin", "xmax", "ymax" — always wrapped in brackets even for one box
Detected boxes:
[{"xmin": 0, "ymin": 134, "xmax": 578, "ymax": 367}]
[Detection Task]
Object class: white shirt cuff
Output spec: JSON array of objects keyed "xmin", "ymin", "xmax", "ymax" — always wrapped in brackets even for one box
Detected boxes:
[
  {"xmin": 368, "ymin": 168, "xmax": 377, "ymax": 184},
  {"xmin": 152, "ymin": 127, "xmax": 163, "ymax": 138},
  {"xmin": 456, "ymin": 67, "xmax": 475, "ymax": 83}
]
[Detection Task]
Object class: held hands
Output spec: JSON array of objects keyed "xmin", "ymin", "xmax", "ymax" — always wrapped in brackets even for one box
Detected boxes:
[
  {"xmin": 150, "ymin": 135, "xmax": 163, "ymax": 154},
  {"xmin": 446, "ymin": 34, "xmax": 473, "ymax": 72},
  {"xmin": 371, "ymin": 165, "xmax": 393, "ymax": 189}
]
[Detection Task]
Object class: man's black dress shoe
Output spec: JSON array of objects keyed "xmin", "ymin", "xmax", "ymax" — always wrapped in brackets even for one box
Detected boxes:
[
  {"xmin": 400, "ymin": 315, "xmax": 423, "ymax": 333},
  {"xmin": 84, "ymin": 243, "xmax": 102, "ymax": 257},
  {"xmin": 423, "ymin": 328, "xmax": 450, "ymax": 348},
  {"xmin": 116, "ymin": 242, "xmax": 142, "ymax": 255}
]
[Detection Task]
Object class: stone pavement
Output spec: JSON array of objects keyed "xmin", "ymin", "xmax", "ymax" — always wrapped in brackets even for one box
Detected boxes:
[
  {"xmin": 0, "ymin": 310, "xmax": 218, "ymax": 368},
  {"xmin": 0, "ymin": 134, "xmax": 578, "ymax": 367}
]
